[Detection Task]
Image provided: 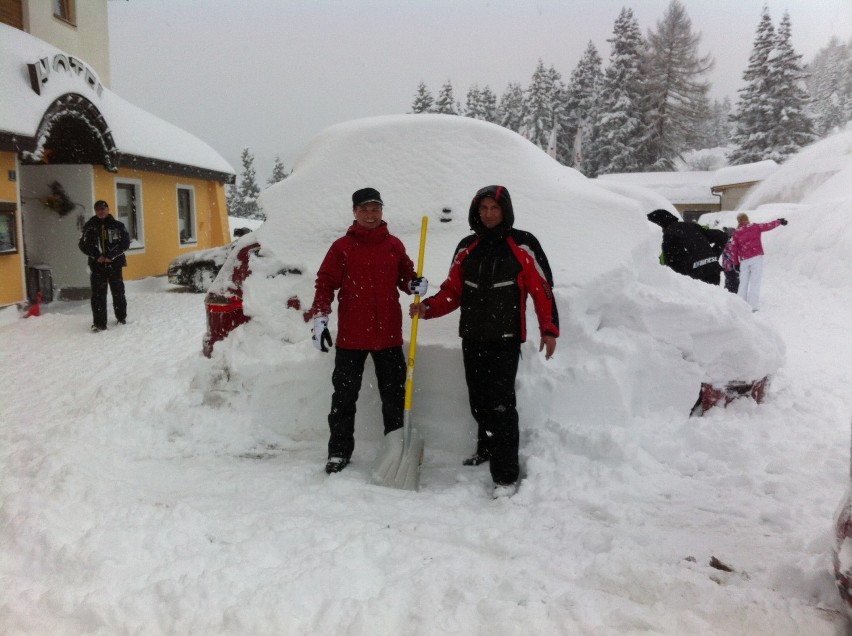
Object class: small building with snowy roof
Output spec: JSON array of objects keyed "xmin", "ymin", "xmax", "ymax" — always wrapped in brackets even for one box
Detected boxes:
[
  {"xmin": 710, "ymin": 160, "xmax": 779, "ymax": 211},
  {"xmin": 596, "ymin": 171, "xmax": 719, "ymax": 222},
  {"xmin": 0, "ymin": 8, "xmax": 234, "ymax": 307}
]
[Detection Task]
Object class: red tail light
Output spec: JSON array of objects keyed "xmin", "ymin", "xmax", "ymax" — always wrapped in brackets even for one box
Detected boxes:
[{"xmin": 206, "ymin": 293, "xmax": 243, "ymax": 313}]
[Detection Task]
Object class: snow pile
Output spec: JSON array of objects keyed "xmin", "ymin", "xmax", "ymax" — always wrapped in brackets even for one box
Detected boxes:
[
  {"xmin": 204, "ymin": 115, "xmax": 783, "ymax": 432},
  {"xmin": 740, "ymin": 126, "xmax": 852, "ymax": 209}
]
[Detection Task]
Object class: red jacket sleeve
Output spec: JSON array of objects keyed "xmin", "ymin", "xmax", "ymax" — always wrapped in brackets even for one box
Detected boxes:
[
  {"xmin": 422, "ymin": 251, "xmax": 466, "ymax": 319},
  {"xmin": 308, "ymin": 241, "xmax": 345, "ymax": 318},
  {"xmin": 515, "ymin": 244, "xmax": 559, "ymax": 338}
]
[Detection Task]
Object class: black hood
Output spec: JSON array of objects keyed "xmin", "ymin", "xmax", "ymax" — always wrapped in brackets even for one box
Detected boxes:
[
  {"xmin": 468, "ymin": 185, "xmax": 515, "ymax": 234},
  {"xmin": 647, "ymin": 209, "xmax": 679, "ymax": 229}
]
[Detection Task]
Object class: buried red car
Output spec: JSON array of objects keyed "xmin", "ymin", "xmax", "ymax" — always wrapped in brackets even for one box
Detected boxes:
[{"xmin": 202, "ymin": 238, "xmax": 300, "ymax": 357}]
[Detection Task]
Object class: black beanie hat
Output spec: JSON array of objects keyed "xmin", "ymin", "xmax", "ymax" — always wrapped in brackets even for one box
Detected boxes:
[
  {"xmin": 352, "ymin": 187, "xmax": 383, "ymax": 207},
  {"xmin": 646, "ymin": 209, "xmax": 679, "ymax": 228}
]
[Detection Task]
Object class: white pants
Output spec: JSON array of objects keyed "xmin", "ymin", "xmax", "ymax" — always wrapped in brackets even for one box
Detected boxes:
[{"xmin": 737, "ymin": 255, "xmax": 764, "ymax": 310}]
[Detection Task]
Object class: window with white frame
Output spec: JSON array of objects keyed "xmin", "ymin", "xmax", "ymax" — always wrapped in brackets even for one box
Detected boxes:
[
  {"xmin": 115, "ymin": 180, "xmax": 143, "ymax": 248},
  {"xmin": 177, "ymin": 186, "xmax": 197, "ymax": 244}
]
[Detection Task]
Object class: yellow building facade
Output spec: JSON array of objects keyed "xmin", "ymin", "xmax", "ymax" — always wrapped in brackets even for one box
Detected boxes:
[{"xmin": 0, "ymin": 16, "xmax": 233, "ymax": 306}]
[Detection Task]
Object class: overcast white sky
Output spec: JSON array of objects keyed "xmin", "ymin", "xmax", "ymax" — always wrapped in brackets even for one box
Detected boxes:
[{"xmin": 107, "ymin": 0, "xmax": 851, "ymax": 181}]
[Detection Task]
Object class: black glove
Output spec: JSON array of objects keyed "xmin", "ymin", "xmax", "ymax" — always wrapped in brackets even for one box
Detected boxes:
[
  {"xmin": 779, "ymin": 218, "xmax": 788, "ymax": 225},
  {"xmin": 311, "ymin": 316, "xmax": 332, "ymax": 352}
]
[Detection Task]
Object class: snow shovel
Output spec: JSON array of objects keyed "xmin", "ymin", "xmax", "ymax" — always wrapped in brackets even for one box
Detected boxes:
[{"xmin": 371, "ymin": 215, "xmax": 429, "ymax": 491}]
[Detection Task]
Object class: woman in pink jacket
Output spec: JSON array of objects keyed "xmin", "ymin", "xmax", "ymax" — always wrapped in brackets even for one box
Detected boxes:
[{"xmin": 732, "ymin": 213, "xmax": 788, "ymax": 311}]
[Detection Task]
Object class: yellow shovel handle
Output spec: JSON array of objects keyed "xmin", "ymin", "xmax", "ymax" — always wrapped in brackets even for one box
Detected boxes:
[{"xmin": 404, "ymin": 216, "xmax": 428, "ymax": 412}]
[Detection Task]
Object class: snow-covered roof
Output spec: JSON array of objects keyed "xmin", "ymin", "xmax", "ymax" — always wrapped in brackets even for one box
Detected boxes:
[
  {"xmin": 596, "ymin": 171, "xmax": 718, "ymax": 205},
  {"xmin": 0, "ymin": 24, "xmax": 233, "ymax": 177},
  {"xmin": 711, "ymin": 160, "xmax": 779, "ymax": 189}
]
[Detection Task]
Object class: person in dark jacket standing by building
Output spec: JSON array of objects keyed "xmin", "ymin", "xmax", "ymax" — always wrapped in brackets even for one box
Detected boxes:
[
  {"xmin": 78, "ymin": 200, "xmax": 130, "ymax": 332},
  {"xmin": 305, "ymin": 188, "xmax": 427, "ymax": 475},
  {"xmin": 646, "ymin": 209, "xmax": 727, "ymax": 285},
  {"xmin": 410, "ymin": 185, "xmax": 559, "ymax": 498}
]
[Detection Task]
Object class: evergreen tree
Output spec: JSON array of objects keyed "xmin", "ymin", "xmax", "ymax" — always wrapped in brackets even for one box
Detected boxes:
[
  {"xmin": 763, "ymin": 12, "xmax": 816, "ymax": 160},
  {"xmin": 641, "ymin": 0, "xmax": 715, "ymax": 170},
  {"xmin": 225, "ymin": 184, "xmax": 238, "ymax": 218},
  {"xmin": 584, "ymin": 8, "xmax": 647, "ymax": 176},
  {"xmin": 411, "ymin": 81, "xmax": 434, "ymax": 114},
  {"xmin": 230, "ymin": 147, "xmax": 263, "ymax": 220},
  {"xmin": 521, "ymin": 60, "xmax": 568, "ymax": 160},
  {"xmin": 565, "ymin": 41, "xmax": 603, "ymax": 167},
  {"xmin": 465, "ymin": 85, "xmax": 487, "ymax": 120},
  {"xmin": 704, "ymin": 97, "xmax": 734, "ymax": 148},
  {"xmin": 522, "ymin": 60, "xmax": 554, "ymax": 149},
  {"xmin": 497, "ymin": 82, "xmax": 525, "ymax": 132},
  {"xmin": 433, "ymin": 81, "xmax": 459, "ymax": 115},
  {"xmin": 806, "ymin": 38, "xmax": 852, "ymax": 137},
  {"xmin": 729, "ymin": 8, "xmax": 777, "ymax": 164},
  {"xmin": 480, "ymin": 85, "xmax": 498, "ymax": 123},
  {"xmin": 267, "ymin": 155, "xmax": 288, "ymax": 185}
]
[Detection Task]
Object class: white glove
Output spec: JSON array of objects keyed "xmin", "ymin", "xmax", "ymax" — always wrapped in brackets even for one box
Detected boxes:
[
  {"xmin": 311, "ymin": 316, "xmax": 332, "ymax": 352},
  {"xmin": 408, "ymin": 276, "xmax": 428, "ymax": 296}
]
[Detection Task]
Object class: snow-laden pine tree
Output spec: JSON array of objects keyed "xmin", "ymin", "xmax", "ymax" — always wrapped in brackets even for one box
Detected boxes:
[
  {"xmin": 729, "ymin": 8, "xmax": 777, "ymax": 165},
  {"xmin": 763, "ymin": 12, "xmax": 816, "ymax": 160},
  {"xmin": 230, "ymin": 147, "xmax": 263, "ymax": 220},
  {"xmin": 807, "ymin": 40, "xmax": 850, "ymax": 136},
  {"xmin": 497, "ymin": 83, "xmax": 525, "ymax": 132},
  {"xmin": 411, "ymin": 81, "xmax": 434, "ymax": 114},
  {"xmin": 703, "ymin": 97, "xmax": 734, "ymax": 148},
  {"xmin": 583, "ymin": 8, "xmax": 647, "ymax": 177},
  {"xmin": 641, "ymin": 0, "xmax": 714, "ymax": 170},
  {"xmin": 564, "ymin": 41, "xmax": 603, "ymax": 167},
  {"xmin": 522, "ymin": 60, "xmax": 568, "ymax": 160},
  {"xmin": 267, "ymin": 155, "xmax": 288, "ymax": 186},
  {"xmin": 433, "ymin": 81, "xmax": 459, "ymax": 115},
  {"xmin": 480, "ymin": 86, "xmax": 498, "ymax": 123},
  {"xmin": 465, "ymin": 85, "xmax": 487, "ymax": 120}
]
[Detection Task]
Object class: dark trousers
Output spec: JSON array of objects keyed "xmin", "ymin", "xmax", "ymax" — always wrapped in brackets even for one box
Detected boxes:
[
  {"xmin": 327, "ymin": 346, "xmax": 406, "ymax": 460},
  {"xmin": 462, "ymin": 339, "xmax": 521, "ymax": 484},
  {"xmin": 724, "ymin": 269, "xmax": 740, "ymax": 294},
  {"xmin": 90, "ymin": 264, "xmax": 126, "ymax": 329}
]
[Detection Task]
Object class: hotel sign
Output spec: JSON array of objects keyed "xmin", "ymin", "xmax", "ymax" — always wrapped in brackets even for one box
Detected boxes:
[{"xmin": 27, "ymin": 54, "xmax": 103, "ymax": 97}]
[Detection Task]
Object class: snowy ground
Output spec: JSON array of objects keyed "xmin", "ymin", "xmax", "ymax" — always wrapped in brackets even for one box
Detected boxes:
[
  {"xmin": 3, "ymin": 120, "xmax": 852, "ymax": 634},
  {"xmin": 1, "ymin": 235, "xmax": 851, "ymax": 634}
]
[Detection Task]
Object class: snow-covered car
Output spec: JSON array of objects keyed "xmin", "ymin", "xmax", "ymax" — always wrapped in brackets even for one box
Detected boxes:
[
  {"xmin": 201, "ymin": 114, "xmax": 784, "ymax": 426},
  {"xmin": 167, "ymin": 228, "xmax": 251, "ymax": 293}
]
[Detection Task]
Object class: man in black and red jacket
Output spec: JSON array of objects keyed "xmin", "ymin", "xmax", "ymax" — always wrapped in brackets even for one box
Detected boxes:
[{"xmin": 411, "ymin": 185, "xmax": 559, "ymax": 497}]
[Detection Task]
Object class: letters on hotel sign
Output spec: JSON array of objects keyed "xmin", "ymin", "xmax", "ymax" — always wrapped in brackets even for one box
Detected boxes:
[{"xmin": 27, "ymin": 54, "xmax": 104, "ymax": 97}]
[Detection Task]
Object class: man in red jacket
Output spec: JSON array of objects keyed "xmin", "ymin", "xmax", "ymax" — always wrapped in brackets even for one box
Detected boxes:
[
  {"xmin": 305, "ymin": 188, "xmax": 428, "ymax": 474},
  {"xmin": 410, "ymin": 185, "xmax": 558, "ymax": 498}
]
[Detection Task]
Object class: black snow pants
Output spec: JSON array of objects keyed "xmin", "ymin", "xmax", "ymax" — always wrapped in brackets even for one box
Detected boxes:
[
  {"xmin": 462, "ymin": 338, "xmax": 521, "ymax": 485},
  {"xmin": 327, "ymin": 346, "xmax": 405, "ymax": 460},
  {"xmin": 90, "ymin": 263, "xmax": 126, "ymax": 329}
]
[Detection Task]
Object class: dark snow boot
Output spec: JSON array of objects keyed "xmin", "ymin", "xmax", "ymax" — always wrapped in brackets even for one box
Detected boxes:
[
  {"xmin": 463, "ymin": 451, "xmax": 491, "ymax": 466},
  {"xmin": 325, "ymin": 457, "xmax": 350, "ymax": 474}
]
